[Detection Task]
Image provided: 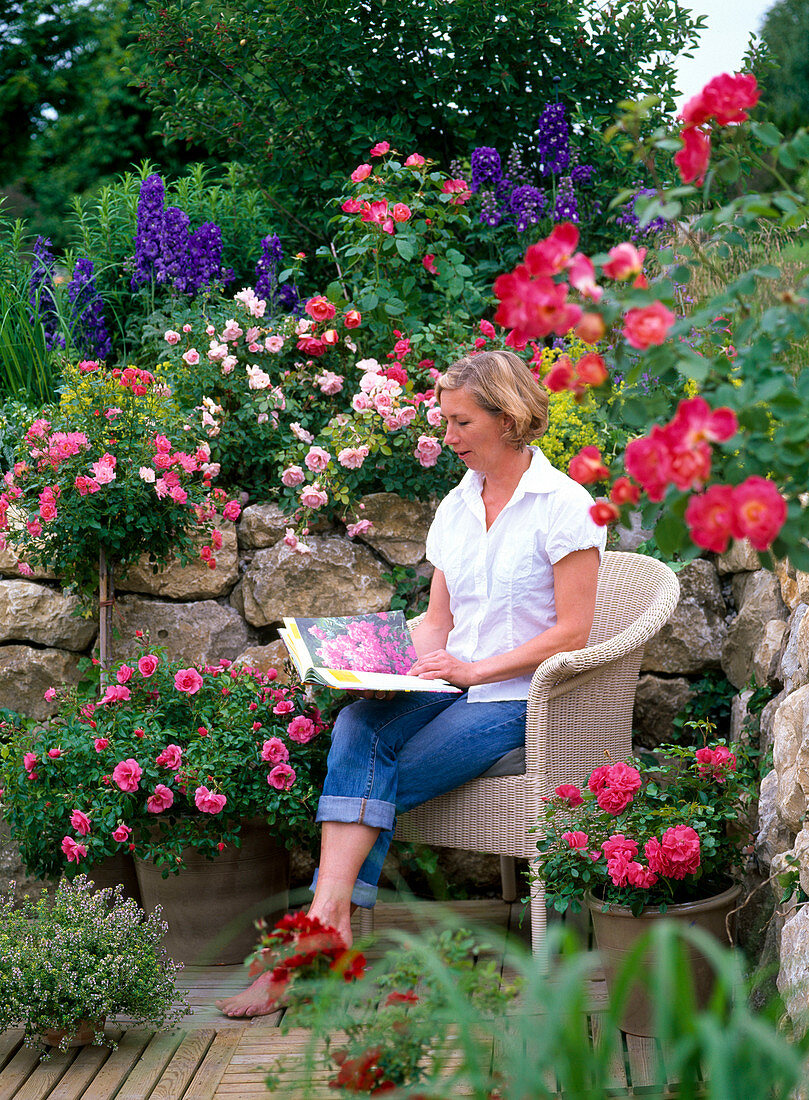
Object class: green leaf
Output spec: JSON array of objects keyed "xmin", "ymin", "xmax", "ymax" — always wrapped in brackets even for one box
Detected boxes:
[
  {"xmin": 394, "ymin": 237, "xmax": 415, "ymax": 262},
  {"xmin": 654, "ymin": 512, "xmax": 686, "ymax": 557}
]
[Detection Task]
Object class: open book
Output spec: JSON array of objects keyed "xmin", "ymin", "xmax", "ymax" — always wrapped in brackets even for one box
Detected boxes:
[{"xmin": 278, "ymin": 611, "xmax": 461, "ymax": 693}]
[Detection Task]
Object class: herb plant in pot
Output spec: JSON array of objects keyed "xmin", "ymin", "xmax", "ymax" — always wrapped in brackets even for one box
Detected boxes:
[
  {"xmin": 1, "ymin": 639, "xmax": 330, "ymax": 964},
  {"xmin": 0, "ymin": 875, "xmax": 188, "ymax": 1055},
  {"xmin": 531, "ymin": 736, "xmax": 757, "ymax": 1035}
]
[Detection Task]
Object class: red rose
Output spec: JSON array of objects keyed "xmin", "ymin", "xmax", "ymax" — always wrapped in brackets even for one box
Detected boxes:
[{"xmin": 674, "ymin": 125, "xmax": 711, "ymax": 185}]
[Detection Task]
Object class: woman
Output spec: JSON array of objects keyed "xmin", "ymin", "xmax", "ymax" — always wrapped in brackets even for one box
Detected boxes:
[{"xmin": 218, "ymin": 349, "xmax": 605, "ymax": 1017}]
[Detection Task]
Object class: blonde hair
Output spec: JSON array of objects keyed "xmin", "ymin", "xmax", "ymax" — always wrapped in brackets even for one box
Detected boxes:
[{"xmin": 435, "ymin": 350, "xmax": 549, "ymax": 448}]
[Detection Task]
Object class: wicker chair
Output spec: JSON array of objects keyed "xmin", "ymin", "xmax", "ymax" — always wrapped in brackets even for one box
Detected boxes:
[{"xmin": 369, "ymin": 551, "xmax": 679, "ymax": 952}]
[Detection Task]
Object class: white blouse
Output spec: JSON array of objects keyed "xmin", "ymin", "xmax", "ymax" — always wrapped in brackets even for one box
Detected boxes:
[{"xmin": 424, "ymin": 446, "xmax": 606, "ymax": 702}]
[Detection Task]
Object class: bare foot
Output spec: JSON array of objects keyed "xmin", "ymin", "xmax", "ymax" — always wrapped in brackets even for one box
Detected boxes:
[{"xmin": 216, "ymin": 971, "xmax": 288, "ymax": 1018}]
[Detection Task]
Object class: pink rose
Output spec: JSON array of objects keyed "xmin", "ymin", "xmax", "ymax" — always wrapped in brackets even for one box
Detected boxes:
[
  {"xmin": 346, "ymin": 519, "xmax": 373, "ymax": 538},
  {"xmin": 261, "ymin": 737, "xmax": 290, "ymax": 764},
  {"xmin": 44, "ymin": 687, "xmax": 57, "ymax": 701},
  {"xmin": 155, "ymin": 743, "xmax": 183, "ymax": 770},
  {"xmin": 39, "ymin": 500, "xmax": 57, "ymax": 522},
  {"xmin": 164, "ymin": 329, "xmax": 181, "ymax": 344},
  {"xmin": 602, "ymin": 242, "xmax": 647, "ymax": 281},
  {"xmin": 47, "ymin": 747, "xmax": 62, "ymax": 758},
  {"xmin": 70, "ymin": 810, "xmax": 91, "ymax": 836},
  {"xmin": 337, "ymin": 446, "xmax": 369, "ymax": 469},
  {"xmin": 287, "ymin": 715, "xmax": 317, "ymax": 743},
  {"xmin": 601, "ymin": 833, "xmax": 638, "ymax": 861},
  {"xmin": 342, "ymin": 198, "xmax": 363, "ymax": 213},
  {"xmin": 596, "ymin": 785, "xmax": 634, "ymax": 815},
  {"xmin": 182, "ymin": 347, "xmax": 200, "ymax": 366},
  {"xmin": 94, "ymin": 738, "xmax": 109, "ymax": 752},
  {"xmin": 404, "ymin": 153, "xmax": 425, "ymax": 167},
  {"xmin": 273, "ymin": 699, "xmax": 294, "ymax": 715},
  {"xmin": 112, "ymin": 824, "xmax": 131, "ymax": 842},
  {"xmin": 603, "ymin": 762, "xmax": 642, "ymax": 795},
  {"xmin": 116, "ymin": 664, "xmax": 134, "ymax": 684},
  {"xmin": 174, "ymin": 668, "xmax": 203, "ymax": 694},
  {"xmin": 138, "ymin": 654, "xmax": 159, "ymax": 677},
  {"xmin": 281, "ymin": 465, "xmax": 305, "ymax": 487},
  {"xmin": 194, "ymin": 785, "xmax": 227, "ymax": 814},
  {"xmin": 414, "ymin": 435, "xmax": 442, "ymax": 468},
  {"xmin": 304, "ymin": 446, "xmax": 331, "ymax": 472},
  {"xmin": 305, "ymin": 296, "xmax": 337, "ymax": 322},
  {"xmin": 622, "ymin": 301, "xmax": 676, "ymax": 350},
  {"xmin": 392, "ymin": 203, "xmax": 411, "ymax": 222},
  {"xmin": 101, "ymin": 684, "xmax": 131, "ymax": 705},
  {"xmin": 61, "ymin": 836, "xmax": 87, "ymax": 863},
  {"xmin": 645, "ymin": 826, "xmax": 701, "ymax": 880},
  {"xmin": 422, "ymin": 253, "xmax": 438, "ymax": 275},
  {"xmin": 351, "ymin": 164, "xmax": 372, "ymax": 182},
  {"xmin": 268, "ymin": 763, "xmax": 297, "ymax": 790},
  {"xmin": 554, "ymin": 784, "xmax": 583, "ymax": 808},
  {"xmin": 112, "ymin": 758, "xmax": 143, "ymax": 792},
  {"xmin": 147, "ymin": 783, "xmax": 174, "ymax": 814},
  {"xmin": 561, "ymin": 831, "xmax": 589, "ymax": 849},
  {"xmin": 222, "ymin": 500, "xmax": 241, "ymax": 522},
  {"xmin": 300, "ymin": 485, "xmax": 328, "ymax": 509},
  {"xmin": 369, "ymin": 141, "xmax": 390, "ymax": 156},
  {"xmin": 695, "ymin": 745, "xmax": 737, "ymax": 783},
  {"xmin": 626, "ymin": 863, "xmax": 658, "ymax": 889}
]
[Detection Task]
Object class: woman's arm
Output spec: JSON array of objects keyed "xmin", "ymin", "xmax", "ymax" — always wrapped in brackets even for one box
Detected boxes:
[
  {"xmin": 409, "ymin": 568, "xmax": 454, "ymax": 657},
  {"xmin": 409, "ymin": 547, "xmax": 600, "ymax": 688}
]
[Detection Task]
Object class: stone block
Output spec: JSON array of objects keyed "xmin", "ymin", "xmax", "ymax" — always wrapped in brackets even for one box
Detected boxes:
[
  {"xmin": 115, "ymin": 596, "xmax": 251, "ymax": 667},
  {"xmin": 239, "ymin": 536, "xmax": 395, "ymax": 628},
  {"xmin": 0, "ymin": 543, "xmax": 57, "ymax": 580},
  {"xmin": 715, "ymin": 539, "xmax": 761, "ymax": 575},
  {"xmin": 752, "ymin": 619, "xmax": 789, "ymax": 688},
  {"xmin": 778, "ymin": 904, "xmax": 809, "ymax": 1036},
  {"xmin": 776, "ymin": 559, "xmax": 809, "ymax": 612},
  {"xmin": 116, "ymin": 527, "xmax": 238, "ymax": 600},
  {"xmin": 730, "ymin": 688, "xmax": 754, "ymax": 743},
  {"xmin": 0, "ymin": 580, "xmax": 97, "ymax": 651},
  {"xmin": 354, "ymin": 493, "xmax": 438, "ymax": 565},
  {"xmin": 238, "ymin": 503, "xmax": 291, "ymax": 550},
  {"xmin": 641, "ymin": 559, "xmax": 726, "ymax": 674},
  {"xmin": 756, "ymin": 769, "xmax": 794, "ymax": 871},
  {"xmin": 721, "ymin": 570, "xmax": 789, "ymax": 689},
  {"xmin": 0, "ymin": 644, "xmax": 83, "ymax": 719},
  {"xmin": 632, "ymin": 674, "xmax": 694, "ymax": 747},
  {"xmin": 779, "ymin": 604, "xmax": 809, "ymax": 694},
  {"xmin": 773, "ymin": 685, "xmax": 809, "ymax": 833},
  {"xmin": 231, "ymin": 641, "xmax": 291, "ymax": 681}
]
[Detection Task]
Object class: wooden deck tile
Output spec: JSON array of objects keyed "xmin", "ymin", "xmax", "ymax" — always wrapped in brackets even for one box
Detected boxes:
[
  {"xmin": 71, "ymin": 1030, "xmax": 153, "ymax": 1100},
  {"xmin": 184, "ymin": 1028, "xmax": 246, "ymax": 1100},
  {"xmin": 0, "ymin": 1045, "xmax": 42, "ymax": 1100},
  {"xmin": 107, "ymin": 1030, "xmax": 186, "ymax": 1100},
  {"xmin": 0, "ymin": 1036, "xmax": 23, "ymax": 1078},
  {"xmin": 148, "ymin": 1030, "xmax": 216, "ymax": 1100}
]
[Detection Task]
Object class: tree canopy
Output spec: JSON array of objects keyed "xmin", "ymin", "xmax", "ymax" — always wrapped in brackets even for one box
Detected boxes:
[{"xmin": 755, "ymin": 0, "xmax": 809, "ymax": 134}]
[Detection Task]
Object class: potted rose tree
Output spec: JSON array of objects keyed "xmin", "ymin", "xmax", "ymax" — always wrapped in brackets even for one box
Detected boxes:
[
  {"xmin": 0, "ymin": 638, "xmax": 330, "ymax": 963},
  {"xmin": 0, "ymin": 356, "xmax": 243, "ymax": 671}
]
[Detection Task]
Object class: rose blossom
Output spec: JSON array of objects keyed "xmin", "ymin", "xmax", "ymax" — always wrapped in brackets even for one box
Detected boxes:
[
  {"xmin": 287, "ymin": 715, "xmax": 317, "ymax": 743},
  {"xmin": 222, "ymin": 500, "xmax": 241, "ymax": 522},
  {"xmin": 268, "ymin": 763, "xmax": 297, "ymax": 790},
  {"xmin": 414, "ymin": 435, "xmax": 442, "ymax": 468},
  {"xmin": 370, "ymin": 140, "xmax": 390, "ymax": 156},
  {"xmin": 194, "ymin": 785, "xmax": 227, "ymax": 813},
  {"xmin": 164, "ymin": 329, "xmax": 181, "ymax": 344},
  {"xmin": 300, "ymin": 485, "xmax": 328, "ymax": 509},
  {"xmin": 147, "ymin": 784, "xmax": 174, "ymax": 813},
  {"xmin": 112, "ymin": 758, "xmax": 143, "ymax": 792},
  {"xmin": 70, "ymin": 810, "xmax": 91, "ymax": 836},
  {"xmin": 112, "ymin": 824, "xmax": 131, "ymax": 842},
  {"xmin": 101, "ymin": 684, "xmax": 131, "ymax": 704},
  {"xmin": 174, "ymin": 668, "xmax": 204, "ymax": 694},
  {"xmin": 645, "ymin": 825, "xmax": 701, "ymax": 880},
  {"xmin": 156, "ymin": 743, "xmax": 183, "ymax": 770},
  {"xmin": 273, "ymin": 698, "xmax": 294, "ymax": 715},
  {"xmin": 61, "ymin": 836, "xmax": 87, "ymax": 862},
  {"xmin": 182, "ymin": 348, "xmax": 200, "ymax": 366},
  {"xmin": 622, "ymin": 300, "xmax": 676, "ymax": 350},
  {"xmin": 317, "ymin": 370, "xmax": 344, "ymax": 395},
  {"xmin": 346, "ymin": 519, "xmax": 373, "ymax": 538},
  {"xmin": 554, "ymin": 784, "xmax": 583, "ymax": 808},
  {"xmin": 138, "ymin": 654, "xmax": 159, "ymax": 677},
  {"xmin": 561, "ymin": 831, "xmax": 589, "ymax": 849},
  {"xmin": 337, "ymin": 445, "xmax": 369, "ymax": 469},
  {"xmin": 344, "ymin": 309, "xmax": 362, "ymax": 328},
  {"xmin": 304, "ymin": 446, "xmax": 331, "ymax": 472},
  {"xmin": 116, "ymin": 664, "xmax": 134, "ymax": 684},
  {"xmin": 405, "ymin": 152, "xmax": 425, "ymax": 166},
  {"xmin": 602, "ymin": 242, "xmax": 647, "ymax": 281},
  {"xmin": 261, "ymin": 737, "xmax": 290, "ymax": 763},
  {"xmin": 351, "ymin": 163, "xmax": 372, "ymax": 182},
  {"xmin": 281, "ymin": 465, "xmax": 305, "ymax": 487},
  {"xmin": 568, "ymin": 446, "xmax": 609, "ymax": 485}
]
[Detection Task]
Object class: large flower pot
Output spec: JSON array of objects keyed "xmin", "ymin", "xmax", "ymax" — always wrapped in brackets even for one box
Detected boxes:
[
  {"xmin": 134, "ymin": 824, "xmax": 290, "ymax": 965},
  {"xmin": 585, "ymin": 883, "xmax": 742, "ymax": 1037},
  {"xmin": 40, "ymin": 1017, "xmax": 106, "ymax": 1048},
  {"xmin": 86, "ymin": 852, "xmax": 142, "ymax": 906}
]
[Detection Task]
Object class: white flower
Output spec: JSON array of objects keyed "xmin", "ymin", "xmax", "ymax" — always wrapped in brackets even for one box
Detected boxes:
[
  {"xmin": 139, "ymin": 466, "xmax": 156, "ymax": 483},
  {"xmin": 356, "ymin": 357, "xmax": 381, "ymax": 374},
  {"xmin": 246, "ymin": 364, "xmax": 271, "ymax": 390}
]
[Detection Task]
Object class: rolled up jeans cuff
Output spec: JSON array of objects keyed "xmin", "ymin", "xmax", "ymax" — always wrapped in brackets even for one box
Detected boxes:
[
  {"xmin": 316, "ymin": 794, "xmax": 396, "ymax": 831},
  {"xmin": 308, "ymin": 867, "xmax": 378, "ymax": 909}
]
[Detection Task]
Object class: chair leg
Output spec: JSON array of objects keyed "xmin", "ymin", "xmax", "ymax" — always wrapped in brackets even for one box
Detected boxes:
[
  {"xmin": 499, "ymin": 855, "xmax": 517, "ymax": 903},
  {"xmin": 357, "ymin": 906, "xmax": 374, "ymax": 938},
  {"xmin": 530, "ymin": 877, "xmax": 548, "ymax": 971}
]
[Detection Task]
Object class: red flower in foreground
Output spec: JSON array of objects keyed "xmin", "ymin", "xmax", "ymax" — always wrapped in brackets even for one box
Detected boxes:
[
  {"xmin": 674, "ymin": 125, "xmax": 712, "ymax": 185},
  {"xmin": 681, "ymin": 72, "xmax": 760, "ymax": 127},
  {"xmin": 622, "ymin": 300, "xmax": 676, "ymax": 350},
  {"xmin": 555, "ymin": 783, "xmax": 583, "ymax": 808},
  {"xmin": 568, "ymin": 445, "xmax": 609, "ymax": 485},
  {"xmin": 731, "ymin": 476, "xmax": 788, "ymax": 550}
]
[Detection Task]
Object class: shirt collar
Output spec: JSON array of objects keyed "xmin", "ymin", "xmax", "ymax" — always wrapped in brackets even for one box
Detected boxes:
[{"xmin": 458, "ymin": 446, "xmax": 559, "ymax": 506}]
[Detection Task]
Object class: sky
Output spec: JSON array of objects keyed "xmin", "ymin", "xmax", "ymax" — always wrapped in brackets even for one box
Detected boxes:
[{"xmin": 672, "ymin": 0, "xmax": 774, "ymax": 109}]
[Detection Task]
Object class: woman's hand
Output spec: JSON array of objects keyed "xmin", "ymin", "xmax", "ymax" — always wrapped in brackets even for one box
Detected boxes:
[{"xmin": 409, "ymin": 649, "xmax": 478, "ymax": 688}]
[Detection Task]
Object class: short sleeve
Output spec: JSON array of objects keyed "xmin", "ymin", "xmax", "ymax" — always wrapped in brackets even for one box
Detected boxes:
[{"xmin": 544, "ymin": 482, "xmax": 607, "ymax": 565}]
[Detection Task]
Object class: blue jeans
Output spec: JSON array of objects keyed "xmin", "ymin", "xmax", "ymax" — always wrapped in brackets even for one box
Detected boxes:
[{"xmin": 312, "ymin": 692, "xmax": 527, "ymax": 907}]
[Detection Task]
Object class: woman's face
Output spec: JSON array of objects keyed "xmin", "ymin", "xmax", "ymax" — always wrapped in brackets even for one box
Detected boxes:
[{"xmin": 439, "ymin": 386, "xmax": 512, "ymax": 474}]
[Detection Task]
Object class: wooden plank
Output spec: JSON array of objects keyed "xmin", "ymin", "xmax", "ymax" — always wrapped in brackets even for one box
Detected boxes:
[
  {"xmin": 75, "ymin": 1030, "xmax": 153, "ymax": 1100},
  {"xmin": 38, "ymin": 1028, "xmax": 123, "ymax": 1100},
  {"xmin": 11, "ymin": 1046, "xmax": 79, "ymax": 1100},
  {"xmin": 148, "ymin": 1030, "xmax": 215, "ymax": 1100},
  {"xmin": 0, "ymin": 1044, "xmax": 42, "ymax": 1100},
  {"xmin": 109, "ymin": 1030, "xmax": 186, "ymax": 1100},
  {"xmin": 625, "ymin": 1032, "xmax": 664, "ymax": 1093},
  {"xmin": 589, "ymin": 1013, "xmax": 628, "ymax": 1094},
  {"xmin": 184, "ymin": 1028, "xmax": 245, "ymax": 1100},
  {"xmin": 0, "ymin": 1033, "xmax": 24, "ymax": 1076}
]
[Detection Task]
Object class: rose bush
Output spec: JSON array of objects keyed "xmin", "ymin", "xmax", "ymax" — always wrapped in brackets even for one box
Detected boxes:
[
  {"xmin": 532, "ymin": 738, "xmax": 758, "ymax": 916},
  {"xmin": 0, "ymin": 637, "xmax": 329, "ymax": 876}
]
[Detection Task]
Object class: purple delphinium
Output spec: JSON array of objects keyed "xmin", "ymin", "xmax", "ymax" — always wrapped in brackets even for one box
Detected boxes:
[
  {"xmin": 570, "ymin": 163, "xmax": 594, "ymax": 185},
  {"xmin": 131, "ymin": 174, "xmax": 166, "ymax": 288},
  {"xmin": 509, "ymin": 185, "xmax": 548, "ymax": 231},
  {"xmin": 615, "ymin": 187, "xmax": 670, "ymax": 241},
  {"xmin": 183, "ymin": 222, "xmax": 226, "ymax": 295},
  {"xmin": 470, "ymin": 147, "xmax": 502, "ymax": 193},
  {"xmin": 29, "ymin": 237, "xmax": 65, "ymax": 350},
  {"xmin": 155, "ymin": 206, "xmax": 191, "ymax": 288},
  {"xmin": 553, "ymin": 176, "xmax": 578, "ymax": 222},
  {"xmin": 254, "ymin": 232, "xmax": 283, "ymax": 307},
  {"xmin": 537, "ymin": 103, "xmax": 570, "ymax": 175},
  {"xmin": 67, "ymin": 258, "xmax": 112, "ymax": 359},
  {"xmin": 478, "ymin": 190, "xmax": 502, "ymax": 227},
  {"xmin": 276, "ymin": 283, "xmax": 302, "ymax": 315}
]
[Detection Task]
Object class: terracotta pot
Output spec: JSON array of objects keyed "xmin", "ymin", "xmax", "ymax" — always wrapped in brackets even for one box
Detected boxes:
[
  {"xmin": 585, "ymin": 883, "xmax": 742, "ymax": 1037},
  {"xmin": 40, "ymin": 1017, "xmax": 105, "ymax": 1048},
  {"xmin": 134, "ymin": 822, "xmax": 290, "ymax": 965},
  {"xmin": 86, "ymin": 852, "xmax": 142, "ymax": 906}
]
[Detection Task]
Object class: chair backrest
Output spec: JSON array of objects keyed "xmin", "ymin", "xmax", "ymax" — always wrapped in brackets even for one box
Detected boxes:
[{"xmin": 588, "ymin": 550, "xmax": 678, "ymax": 647}]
